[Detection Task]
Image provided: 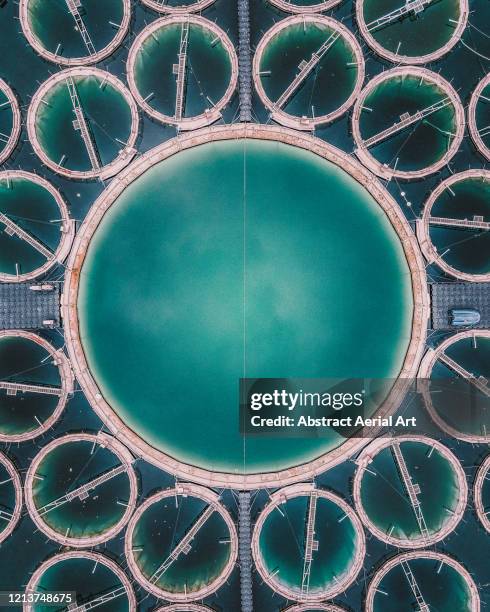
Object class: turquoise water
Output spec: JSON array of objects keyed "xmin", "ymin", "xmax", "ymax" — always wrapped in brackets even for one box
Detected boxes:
[
  {"xmin": 0, "ymin": 336, "xmax": 60, "ymax": 436},
  {"xmin": 78, "ymin": 139, "xmax": 413, "ymax": 474},
  {"xmin": 475, "ymin": 83, "xmax": 490, "ymax": 154},
  {"xmin": 35, "ymin": 75, "xmax": 132, "ymax": 172},
  {"xmin": 259, "ymin": 494, "xmax": 359, "ymax": 594},
  {"xmin": 429, "ymin": 177, "xmax": 490, "ymax": 274},
  {"xmin": 0, "ymin": 88, "xmax": 14, "ymax": 158},
  {"xmin": 372, "ymin": 557, "xmax": 474, "ymax": 611},
  {"xmin": 131, "ymin": 494, "xmax": 231, "ymax": 594},
  {"xmin": 360, "ymin": 440, "xmax": 460, "ymax": 541},
  {"xmin": 260, "ymin": 23, "xmax": 358, "ymax": 119},
  {"xmin": 431, "ymin": 337, "xmax": 490, "ymax": 437},
  {"xmin": 31, "ymin": 557, "xmax": 129, "ymax": 612},
  {"xmin": 359, "ymin": 75, "xmax": 458, "ymax": 173},
  {"xmin": 27, "ymin": 0, "xmax": 125, "ymax": 59},
  {"xmin": 363, "ymin": 0, "xmax": 461, "ymax": 58},
  {"xmin": 133, "ymin": 23, "xmax": 231, "ymax": 120},
  {"xmin": 32, "ymin": 440, "xmax": 131, "ymax": 539},
  {"xmin": 0, "ymin": 176, "xmax": 62, "ymax": 275},
  {"xmin": 0, "ymin": 460, "xmax": 16, "ymax": 537}
]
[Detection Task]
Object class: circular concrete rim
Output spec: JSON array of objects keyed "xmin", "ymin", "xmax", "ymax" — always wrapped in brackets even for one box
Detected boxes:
[
  {"xmin": 418, "ymin": 330, "xmax": 490, "ymax": 442},
  {"xmin": 469, "ymin": 73, "xmax": 490, "ymax": 163},
  {"xmin": 127, "ymin": 15, "xmax": 238, "ymax": 130},
  {"xmin": 61, "ymin": 123, "xmax": 429, "ymax": 490},
  {"xmin": 365, "ymin": 550, "xmax": 480, "ymax": 612},
  {"xmin": 156, "ymin": 605, "xmax": 215, "ymax": 612},
  {"xmin": 24, "ymin": 431, "xmax": 137, "ymax": 548},
  {"xmin": 0, "ymin": 79, "xmax": 21, "ymax": 165},
  {"xmin": 352, "ymin": 66, "xmax": 465, "ymax": 180},
  {"xmin": 416, "ymin": 169, "xmax": 490, "ymax": 282},
  {"xmin": 283, "ymin": 605, "xmax": 347, "ymax": 612},
  {"xmin": 19, "ymin": 0, "xmax": 131, "ymax": 66},
  {"xmin": 353, "ymin": 435, "xmax": 468, "ymax": 549},
  {"xmin": 23, "ymin": 550, "xmax": 136, "ymax": 612},
  {"xmin": 0, "ymin": 171, "xmax": 75, "ymax": 282},
  {"xmin": 474, "ymin": 454, "xmax": 490, "ymax": 533},
  {"xmin": 252, "ymin": 483, "xmax": 365, "ymax": 603},
  {"xmin": 124, "ymin": 483, "xmax": 238, "ymax": 602},
  {"xmin": 268, "ymin": 0, "xmax": 343, "ymax": 15},
  {"xmin": 0, "ymin": 452, "xmax": 22, "ymax": 545},
  {"xmin": 141, "ymin": 0, "xmax": 216, "ymax": 14},
  {"xmin": 356, "ymin": 0, "xmax": 468, "ymax": 65},
  {"xmin": 0, "ymin": 330, "xmax": 74, "ymax": 442},
  {"xmin": 26, "ymin": 67, "xmax": 139, "ymax": 181},
  {"xmin": 253, "ymin": 15, "xmax": 365, "ymax": 131}
]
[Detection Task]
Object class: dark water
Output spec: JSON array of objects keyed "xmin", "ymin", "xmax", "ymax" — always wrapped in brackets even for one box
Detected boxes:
[
  {"xmin": 27, "ymin": 0, "xmax": 125, "ymax": 59},
  {"xmin": 32, "ymin": 440, "xmax": 131, "ymax": 540},
  {"xmin": 359, "ymin": 74, "xmax": 458, "ymax": 172},
  {"xmin": 0, "ymin": 460, "xmax": 17, "ymax": 538},
  {"xmin": 259, "ymin": 494, "xmax": 359, "ymax": 595},
  {"xmin": 35, "ymin": 74, "xmax": 133, "ymax": 172},
  {"xmin": 131, "ymin": 494, "xmax": 232, "ymax": 594},
  {"xmin": 31, "ymin": 556, "xmax": 130, "ymax": 612},
  {"xmin": 363, "ymin": 0, "xmax": 461, "ymax": 58},
  {"xmin": 259, "ymin": 22, "xmax": 358, "ymax": 119},
  {"xmin": 429, "ymin": 176, "xmax": 490, "ymax": 274},
  {"xmin": 133, "ymin": 22, "xmax": 232, "ymax": 120},
  {"xmin": 360, "ymin": 440, "xmax": 460, "ymax": 541},
  {"xmin": 0, "ymin": 176, "xmax": 63, "ymax": 275},
  {"xmin": 0, "ymin": 336, "xmax": 60, "ymax": 436},
  {"xmin": 0, "ymin": 88, "xmax": 14, "ymax": 158},
  {"xmin": 79, "ymin": 139, "xmax": 412, "ymax": 473}
]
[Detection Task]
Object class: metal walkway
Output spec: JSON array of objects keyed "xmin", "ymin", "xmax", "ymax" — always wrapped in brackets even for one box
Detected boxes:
[
  {"xmin": 367, "ymin": 0, "xmax": 433, "ymax": 32},
  {"xmin": 429, "ymin": 216, "xmax": 490, "ymax": 230},
  {"xmin": 363, "ymin": 98, "xmax": 451, "ymax": 148},
  {"xmin": 64, "ymin": 586, "xmax": 126, "ymax": 612},
  {"xmin": 439, "ymin": 352, "xmax": 490, "ymax": 397},
  {"xmin": 238, "ymin": 0, "xmax": 252, "ymax": 121},
  {"xmin": 391, "ymin": 442, "xmax": 429, "ymax": 539},
  {"xmin": 173, "ymin": 20, "xmax": 189, "ymax": 121},
  {"xmin": 0, "ymin": 213, "xmax": 53, "ymax": 259},
  {"xmin": 401, "ymin": 560, "xmax": 430, "ymax": 612},
  {"xmin": 38, "ymin": 464, "xmax": 127, "ymax": 516},
  {"xmin": 273, "ymin": 32, "xmax": 339, "ymax": 111},
  {"xmin": 301, "ymin": 490, "xmax": 319, "ymax": 597},
  {"xmin": 238, "ymin": 491, "xmax": 253, "ymax": 612},
  {"xmin": 66, "ymin": 76, "xmax": 101, "ymax": 171},
  {"xmin": 430, "ymin": 282, "xmax": 490, "ymax": 330},
  {"xmin": 65, "ymin": 0, "xmax": 96, "ymax": 57},
  {"xmin": 0, "ymin": 382, "xmax": 61, "ymax": 397},
  {"xmin": 150, "ymin": 503, "xmax": 216, "ymax": 583}
]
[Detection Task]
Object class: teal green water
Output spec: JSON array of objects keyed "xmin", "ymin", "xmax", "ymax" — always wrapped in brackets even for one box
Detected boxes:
[
  {"xmin": 372, "ymin": 557, "xmax": 473, "ymax": 611},
  {"xmin": 363, "ymin": 0, "xmax": 460, "ymax": 58},
  {"xmin": 360, "ymin": 75, "xmax": 457, "ymax": 173},
  {"xmin": 0, "ymin": 337, "xmax": 60, "ymax": 436},
  {"xmin": 31, "ymin": 557, "xmax": 129, "ymax": 612},
  {"xmin": 131, "ymin": 495, "xmax": 231, "ymax": 594},
  {"xmin": 259, "ymin": 494, "xmax": 358, "ymax": 594},
  {"xmin": 78, "ymin": 139, "xmax": 413, "ymax": 473},
  {"xmin": 0, "ymin": 88, "xmax": 14, "ymax": 157},
  {"xmin": 27, "ymin": 0, "xmax": 124, "ymax": 59},
  {"xmin": 476, "ymin": 83, "xmax": 490, "ymax": 152},
  {"xmin": 360, "ymin": 441, "xmax": 460, "ymax": 541},
  {"xmin": 35, "ymin": 75, "xmax": 132, "ymax": 172},
  {"xmin": 0, "ymin": 461, "xmax": 16, "ymax": 536},
  {"xmin": 32, "ymin": 440, "xmax": 130, "ymax": 539},
  {"xmin": 431, "ymin": 338, "xmax": 490, "ymax": 437},
  {"xmin": 260, "ymin": 23, "xmax": 358, "ymax": 119},
  {"xmin": 429, "ymin": 177, "xmax": 490, "ymax": 274},
  {"xmin": 0, "ymin": 176, "xmax": 62, "ymax": 275},
  {"xmin": 133, "ymin": 23, "xmax": 231, "ymax": 120}
]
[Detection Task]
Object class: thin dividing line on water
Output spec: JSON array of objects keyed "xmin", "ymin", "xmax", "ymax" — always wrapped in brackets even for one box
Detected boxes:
[{"xmin": 242, "ymin": 137, "xmax": 248, "ymax": 478}]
